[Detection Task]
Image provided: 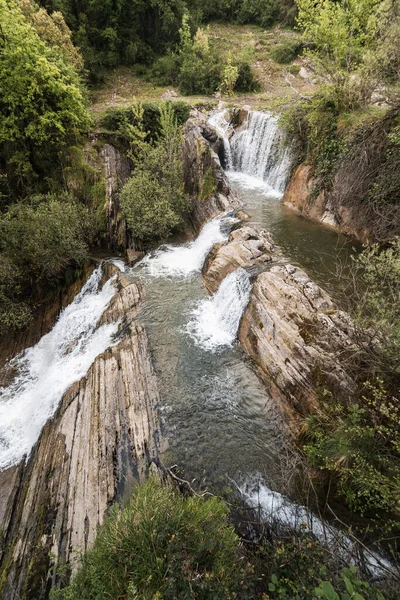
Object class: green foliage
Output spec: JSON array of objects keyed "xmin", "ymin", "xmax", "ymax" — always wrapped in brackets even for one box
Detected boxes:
[
  {"xmin": 0, "ymin": 256, "xmax": 32, "ymax": 334},
  {"xmin": 99, "ymin": 102, "xmax": 191, "ymax": 140},
  {"xmin": 367, "ymin": 119, "xmax": 400, "ymax": 206},
  {"xmin": 0, "ymin": 194, "xmax": 94, "ymax": 279},
  {"xmin": 149, "ymin": 16, "xmax": 259, "ymax": 96},
  {"xmin": 353, "ymin": 241, "xmax": 400, "ymax": 373},
  {"xmin": 270, "ymin": 40, "xmax": 302, "ymax": 64},
  {"xmin": 296, "ymin": 0, "xmax": 399, "ymax": 110},
  {"xmin": 0, "ymin": 194, "xmax": 94, "ymax": 334},
  {"xmin": 304, "ymin": 384, "xmax": 400, "ymax": 517},
  {"xmin": 251, "ymin": 534, "xmax": 388, "ymax": 600},
  {"xmin": 0, "ymin": 0, "xmax": 90, "ymax": 196},
  {"xmin": 39, "ymin": 0, "xmax": 192, "ymax": 79},
  {"xmin": 120, "ymin": 104, "xmax": 190, "ymax": 244},
  {"xmin": 280, "ymin": 92, "xmax": 345, "ymax": 185},
  {"xmin": 314, "ymin": 566, "xmax": 385, "ymax": 600},
  {"xmin": 51, "ymin": 476, "xmax": 241, "ymax": 600},
  {"xmin": 199, "ymin": 0, "xmax": 297, "ymax": 28}
]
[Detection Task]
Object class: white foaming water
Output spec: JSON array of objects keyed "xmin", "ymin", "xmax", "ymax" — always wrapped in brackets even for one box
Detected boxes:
[
  {"xmin": 229, "ymin": 111, "xmax": 292, "ymax": 195},
  {"xmin": 208, "ymin": 109, "xmax": 234, "ymax": 169},
  {"xmin": 110, "ymin": 258, "xmax": 126, "ymax": 272},
  {"xmin": 139, "ymin": 214, "xmax": 235, "ymax": 278},
  {"xmin": 239, "ymin": 476, "xmax": 393, "ymax": 578},
  {"xmin": 187, "ymin": 268, "xmax": 252, "ymax": 351},
  {"xmin": 226, "ymin": 170, "xmax": 282, "ymax": 198},
  {"xmin": 0, "ymin": 266, "xmax": 119, "ymax": 469}
]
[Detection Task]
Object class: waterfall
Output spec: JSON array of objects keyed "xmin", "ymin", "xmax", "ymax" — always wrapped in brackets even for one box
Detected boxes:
[
  {"xmin": 239, "ymin": 476, "xmax": 393, "ymax": 578},
  {"xmin": 212, "ymin": 110, "xmax": 292, "ymax": 196},
  {"xmin": 138, "ymin": 214, "xmax": 236, "ymax": 278},
  {"xmin": 186, "ymin": 268, "xmax": 252, "ymax": 351},
  {"xmin": 208, "ymin": 110, "xmax": 234, "ymax": 170},
  {"xmin": 0, "ymin": 265, "xmax": 119, "ymax": 470}
]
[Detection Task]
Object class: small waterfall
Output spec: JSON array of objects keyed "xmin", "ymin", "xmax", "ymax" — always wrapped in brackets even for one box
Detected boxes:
[
  {"xmin": 138, "ymin": 214, "xmax": 236, "ymax": 278},
  {"xmin": 208, "ymin": 110, "xmax": 234, "ymax": 170},
  {"xmin": 0, "ymin": 265, "xmax": 119, "ymax": 469},
  {"xmin": 187, "ymin": 268, "xmax": 252, "ymax": 351},
  {"xmin": 229, "ymin": 111, "xmax": 292, "ymax": 195},
  {"xmin": 239, "ymin": 476, "xmax": 393, "ymax": 578}
]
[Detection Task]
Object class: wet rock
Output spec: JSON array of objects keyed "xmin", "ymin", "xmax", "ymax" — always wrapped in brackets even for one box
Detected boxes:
[
  {"xmin": 126, "ymin": 249, "xmax": 144, "ymax": 267},
  {"xmin": 203, "ymin": 225, "xmax": 356, "ymax": 431},
  {"xmin": 0, "ymin": 273, "xmax": 163, "ymax": 598},
  {"xmin": 182, "ymin": 113, "xmax": 240, "ymax": 231},
  {"xmin": 203, "ymin": 225, "xmax": 279, "ymax": 294}
]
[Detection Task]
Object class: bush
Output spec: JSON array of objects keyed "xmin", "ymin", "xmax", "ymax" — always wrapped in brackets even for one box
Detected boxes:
[
  {"xmin": 303, "ymin": 383, "xmax": 400, "ymax": 519},
  {"xmin": 148, "ymin": 17, "xmax": 259, "ymax": 96},
  {"xmin": 120, "ymin": 104, "xmax": 190, "ymax": 244},
  {"xmin": 0, "ymin": 195, "xmax": 94, "ymax": 280},
  {"xmin": 100, "ymin": 102, "xmax": 191, "ymax": 140},
  {"xmin": 270, "ymin": 40, "xmax": 302, "ymax": 64},
  {"xmin": 0, "ymin": 256, "xmax": 32, "ymax": 334},
  {"xmin": 51, "ymin": 476, "xmax": 241, "ymax": 600}
]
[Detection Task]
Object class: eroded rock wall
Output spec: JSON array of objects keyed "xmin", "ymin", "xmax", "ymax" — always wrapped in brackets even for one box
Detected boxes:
[
  {"xmin": 0, "ymin": 272, "xmax": 162, "ymax": 599},
  {"xmin": 183, "ymin": 111, "xmax": 240, "ymax": 231}
]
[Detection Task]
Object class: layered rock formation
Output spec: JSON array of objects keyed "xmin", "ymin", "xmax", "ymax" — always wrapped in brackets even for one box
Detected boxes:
[
  {"xmin": 0, "ymin": 268, "xmax": 163, "ymax": 599},
  {"xmin": 203, "ymin": 225, "xmax": 356, "ymax": 429},
  {"xmin": 183, "ymin": 111, "xmax": 240, "ymax": 230},
  {"xmin": 202, "ymin": 225, "xmax": 280, "ymax": 294}
]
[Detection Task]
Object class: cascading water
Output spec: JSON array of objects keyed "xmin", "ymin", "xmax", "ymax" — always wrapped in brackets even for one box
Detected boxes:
[
  {"xmin": 208, "ymin": 109, "xmax": 234, "ymax": 170},
  {"xmin": 230, "ymin": 111, "xmax": 292, "ymax": 195},
  {"xmin": 0, "ymin": 265, "xmax": 119, "ymax": 469},
  {"xmin": 239, "ymin": 475, "xmax": 393, "ymax": 577},
  {"xmin": 186, "ymin": 268, "xmax": 252, "ymax": 351},
  {"xmin": 138, "ymin": 213, "xmax": 236, "ymax": 278}
]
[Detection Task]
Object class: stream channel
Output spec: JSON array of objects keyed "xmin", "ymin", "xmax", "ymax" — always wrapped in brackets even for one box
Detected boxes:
[
  {"xmin": 1, "ymin": 110, "xmax": 381, "ymax": 573},
  {"xmin": 126, "ymin": 110, "xmax": 360, "ymax": 534}
]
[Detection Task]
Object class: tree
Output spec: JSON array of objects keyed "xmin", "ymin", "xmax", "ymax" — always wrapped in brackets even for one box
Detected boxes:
[
  {"xmin": 0, "ymin": 0, "xmax": 90, "ymax": 195},
  {"xmin": 120, "ymin": 104, "xmax": 189, "ymax": 244},
  {"xmin": 297, "ymin": 0, "xmax": 380, "ymax": 110}
]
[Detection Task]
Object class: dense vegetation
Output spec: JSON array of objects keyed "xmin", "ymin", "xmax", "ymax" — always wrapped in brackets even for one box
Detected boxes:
[
  {"xmin": 274, "ymin": 0, "xmax": 400, "ymax": 544},
  {"xmin": 52, "ymin": 476, "xmax": 390, "ymax": 600},
  {"xmin": 36, "ymin": 0, "xmax": 295, "ymax": 79},
  {"xmin": 119, "ymin": 103, "xmax": 190, "ymax": 244}
]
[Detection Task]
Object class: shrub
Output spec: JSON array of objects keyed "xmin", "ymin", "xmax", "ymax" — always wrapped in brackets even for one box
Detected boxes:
[
  {"xmin": 100, "ymin": 102, "xmax": 191, "ymax": 140},
  {"xmin": 303, "ymin": 384, "xmax": 400, "ymax": 518},
  {"xmin": 51, "ymin": 476, "xmax": 241, "ymax": 600},
  {"xmin": 0, "ymin": 194, "xmax": 94, "ymax": 279},
  {"xmin": 0, "ymin": 256, "xmax": 32, "ymax": 334},
  {"xmin": 120, "ymin": 104, "xmax": 190, "ymax": 244},
  {"xmin": 270, "ymin": 40, "xmax": 302, "ymax": 64}
]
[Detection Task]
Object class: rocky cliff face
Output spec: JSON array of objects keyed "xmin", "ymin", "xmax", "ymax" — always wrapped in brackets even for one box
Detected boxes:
[
  {"xmin": 182, "ymin": 111, "xmax": 240, "ymax": 231},
  {"xmin": 203, "ymin": 224, "xmax": 356, "ymax": 430},
  {"xmin": 283, "ymin": 110, "xmax": 400, "ymax": 243},
  {"xmin": 0, "ymin": 268, "xmax": 163, "ymax": 599},
  {"xmin": 86, "ymin": 136, "xmax": 132, "ymax": 252}
]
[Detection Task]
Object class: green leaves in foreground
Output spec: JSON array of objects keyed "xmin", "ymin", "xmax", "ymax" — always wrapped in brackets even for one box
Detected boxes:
[{"xmin": 51, "ymin": 476, "xmax": 240, "ymax": 600}]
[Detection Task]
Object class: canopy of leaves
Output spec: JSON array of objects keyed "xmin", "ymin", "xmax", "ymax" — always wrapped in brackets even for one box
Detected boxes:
[{"xmin": 0, "ymin": 0, "xmax": 90, "ymax": 197}]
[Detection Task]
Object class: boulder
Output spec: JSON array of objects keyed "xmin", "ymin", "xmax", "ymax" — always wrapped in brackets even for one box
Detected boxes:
[
  {"xmin": 203, "ymin": 225, "xmax": 357, "ymax": 431},
  {"xmin": 126, "ymin": 249, "xmax": 145, "ymax": 266},
  {"xmin": 182, "ymin": 114, "xmax": 240, "ymax": 231},
  {"xmin": 203, "ymin": 225, "xmax": 279, "ymax": 294}
]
